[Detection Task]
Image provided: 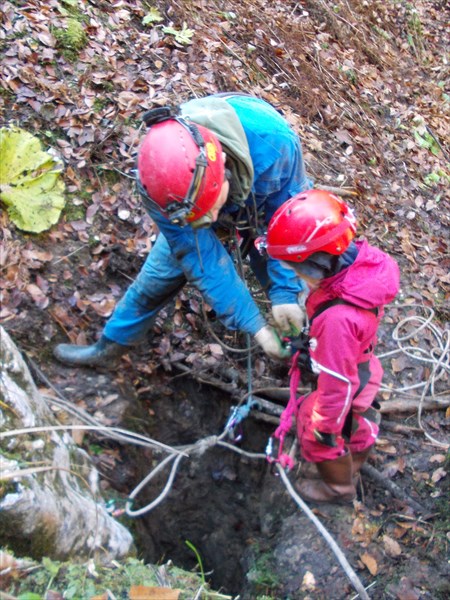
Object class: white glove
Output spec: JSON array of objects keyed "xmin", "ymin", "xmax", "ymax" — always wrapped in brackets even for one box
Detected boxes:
[
  {"xmin": 254, "ymin": 325, "xmax": 290, "ymax": 360},
  {"xmin": 272, "ymin": 303, "xmax": 305, "ymax": 336}
]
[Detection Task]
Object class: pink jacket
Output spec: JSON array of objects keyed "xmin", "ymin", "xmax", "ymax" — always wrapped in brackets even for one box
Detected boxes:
[{"xmin": 305, "ymin": 240, "xmax": 400, "ymax": 433}]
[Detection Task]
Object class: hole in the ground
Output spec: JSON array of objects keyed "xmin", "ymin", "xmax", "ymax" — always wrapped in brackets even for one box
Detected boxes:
[{"xmin": 128, "ymin": 378, "xmax": 274, "ymax": 595}]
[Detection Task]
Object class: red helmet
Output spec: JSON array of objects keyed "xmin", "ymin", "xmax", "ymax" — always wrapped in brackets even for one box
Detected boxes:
[
  {"xmin": 138, "ymin": 118, "xmax": 224, "ymax": 225},
  {"xmin": 265, "ymin": 189, "xmax": 357, "ymax": 262}
]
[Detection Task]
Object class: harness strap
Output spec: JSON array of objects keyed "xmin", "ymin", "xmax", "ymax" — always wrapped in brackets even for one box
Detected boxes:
[
  {"xmin": 266, "ymin": 351, "xmax": 305, "ymax": 469},
  {"xmin": 267, "ymin": 299, "xmax": 380, "ymax": 469},
  {"xmin": 310, "ymin": 298, "xmax": 378, "ymax": 325}
]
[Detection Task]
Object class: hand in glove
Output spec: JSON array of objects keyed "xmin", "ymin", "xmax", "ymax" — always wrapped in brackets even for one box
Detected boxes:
[
  {"xmin": 255, "ymin": 325, "xmax": 290, "ymax": 360},
  {"xmin": 272, "ymin": 303, "xmax": 305, "ymax": 336}
]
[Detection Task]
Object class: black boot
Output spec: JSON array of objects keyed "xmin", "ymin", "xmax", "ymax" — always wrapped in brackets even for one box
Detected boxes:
[{"xmin": 53, "ymin": 336, "xmax": 128, "ymax": 368}]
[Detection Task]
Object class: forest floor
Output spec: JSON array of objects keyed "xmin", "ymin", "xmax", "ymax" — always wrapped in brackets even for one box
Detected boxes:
[{"xmin": 1, "ymin": 1, "xmax": 449, "ymax": 599}]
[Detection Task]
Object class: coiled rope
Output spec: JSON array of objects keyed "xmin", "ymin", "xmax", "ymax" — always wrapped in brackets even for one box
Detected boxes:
[{"xmin": 377, "ymin": 303, "xmax": 449, "ymax": 448}]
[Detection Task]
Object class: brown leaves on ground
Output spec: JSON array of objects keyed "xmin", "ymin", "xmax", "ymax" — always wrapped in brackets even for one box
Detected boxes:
[{"xmin": 0, "ymin": 2, "xmax": 449, "ymax": 598}]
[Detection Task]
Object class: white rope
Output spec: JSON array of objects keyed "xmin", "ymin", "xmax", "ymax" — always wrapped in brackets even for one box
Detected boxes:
[
  {"xmin": 126, "ymin": 453, "xmax": 184, "ymax": 517},
  {"xmin": 377, "ymin": 303, "xmax": 449, "ymax": 448},
  {"xmin": 276, "ymin": 465, "xmax": 371, "ymax": 600},
  {"xmin": 0, "ymin": 425, "xmax": 186, "ymax": 456}
]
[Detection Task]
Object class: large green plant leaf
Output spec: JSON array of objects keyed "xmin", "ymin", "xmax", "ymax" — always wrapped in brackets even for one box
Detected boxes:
[{"xmin": 0, "ymin": 127, "xmax": 66, "ymax": 233}]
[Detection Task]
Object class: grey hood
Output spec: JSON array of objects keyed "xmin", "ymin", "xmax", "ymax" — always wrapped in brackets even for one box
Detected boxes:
[{"xmin": 180, "ymin": 97, "xmax": 254, "ymax": 205}]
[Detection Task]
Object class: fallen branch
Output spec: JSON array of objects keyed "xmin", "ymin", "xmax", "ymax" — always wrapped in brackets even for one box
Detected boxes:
[
  {"xmin": 319, "ymin": 185, "xmax": 359, "ymax": 197},
  {"xmin": 361, "ymin": 464, "xmax": 426, "ymax": 514},
  {"xmin": 380, "ymin": 396, "xmax": 450, "ymax": 413},
  {"xmin": 251, "ymin": 410, "xmax": 280, "ymax": 426},
  {"xmin": 380, "ymin": 420, "xmax": 422, "ymax": 435}
]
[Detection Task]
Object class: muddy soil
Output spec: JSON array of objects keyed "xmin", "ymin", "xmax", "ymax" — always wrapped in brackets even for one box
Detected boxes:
[{"xmin": 25, "ymin": 350, "xmax": 448, "ymax": 600}]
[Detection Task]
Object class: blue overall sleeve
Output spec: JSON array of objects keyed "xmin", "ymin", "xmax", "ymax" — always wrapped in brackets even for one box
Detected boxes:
[
  {"xmin": 225, "ymin": 95, "xmax": 313, "ymax": 306},
  {"xmin": 145, "ymin": 203, "xmax": 266, "ymax": 336}
]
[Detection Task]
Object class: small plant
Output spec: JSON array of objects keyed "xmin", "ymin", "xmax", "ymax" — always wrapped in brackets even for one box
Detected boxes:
[
  {"xmin": 163, "ymin": 23, "xmax": 194, "ymax": 45},
  {"xmin": 142, "ymin": 7, "xmax": 164, "ymax": 26},
  {"xmin": 412, "ymin": 118, "xmax": 441, "ymax": 156},
  {"xmin": 247, "ymin": 552, "xmax": 281, "ymax": 595},
  {"xmin": 53, "ymin": 18, "xmax": 87, "ymax": 56},
  {"xmin": 185, "ymin": 539, "xmax": 206, "ymax": 585},
  {"xmin": 423, "ymin": 167, "xmax": 450, "ymax": 186},
  {"xmin": 405, "ymin": 3, "xmax": 425, "ymax": 58}
]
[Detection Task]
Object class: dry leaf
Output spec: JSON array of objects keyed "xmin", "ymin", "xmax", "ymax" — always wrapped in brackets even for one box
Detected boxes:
[
  {"xmin": 301, "ymin": 570, "xmax": 316, "ymax": 591},
  {"xmin": 360, "ymin": 552, "xmax": 378, "ymax": 575},
  {"xmin": 71, "ymin": 428, "xmax": 85, "ymax": 445},
  {"xmin": 429, "ymin": 454, "xmax": 446, "ymax": 464},
  {"xmin": 383, "ymin": 534, "xmax": 402, "ymax": 557},
  {"xmin": 431, "ymin": 467, "xmax": 447, "ymax": 483},
  {"xmin": 0, "ymin": 550, "xmax": 17, "ymax": 570},
  {"xmin": 129, "ymin": 586, "xmax": 181, "ymax": 600}
]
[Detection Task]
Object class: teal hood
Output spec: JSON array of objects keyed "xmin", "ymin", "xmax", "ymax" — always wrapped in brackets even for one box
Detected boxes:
[{"xmin": 180, "ymin": 97, "xmax": 254, "ymax": 206}]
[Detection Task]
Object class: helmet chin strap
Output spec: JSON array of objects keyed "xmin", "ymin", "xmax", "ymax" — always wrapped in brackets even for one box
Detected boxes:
[{"xmin": 190, "ymin": 212, "xmax": 214, "ymax": 230}]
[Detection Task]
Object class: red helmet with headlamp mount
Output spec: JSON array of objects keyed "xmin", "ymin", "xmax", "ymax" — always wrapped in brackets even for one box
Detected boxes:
[
  {"xmin": 137, "ymin": 117, "xmax": 225, "ymax": 226},
  {"xmin": 265, "ymin": 189, "xmax": 357, "ymax": 262}
]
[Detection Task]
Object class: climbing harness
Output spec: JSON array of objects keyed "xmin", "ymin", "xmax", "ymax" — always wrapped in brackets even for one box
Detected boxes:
[
  {"xmin": 266, "ymin": 350, "xmax": 304, "ymax": 470},
  {"xmin": 266, "ymin": 299, "xmax": 380, "ymax": 469}
]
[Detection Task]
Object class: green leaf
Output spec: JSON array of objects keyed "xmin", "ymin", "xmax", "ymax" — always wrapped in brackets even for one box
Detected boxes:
[
  {"xmin": 42, "ymin": 556, "xmax": 60, "ymax": 577},
  {"xmin": 162, "ymin": 23, "xmax": 194, "ymax": 45},
  {"xmin": 143, "ymin": 8, "xmax": 163, "ymax": 25},
  {"xmin": 17, "ymin": 594, "xmax": 43, "ymax": 600},
  {"xmin": 0, "ymin": 127, "xmax": 66, "ymax": 233}
]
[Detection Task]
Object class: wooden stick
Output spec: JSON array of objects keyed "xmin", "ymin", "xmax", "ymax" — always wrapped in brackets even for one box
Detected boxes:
[
  {"xmin": 361, "ymin": 464, "xmax": 426, "ymax": 514},
  {"xmin": 318, "ymin": 185, "xmax": 359, "ymax": 197},
  {"xmin": 380, "ymin": 420, "xmax": 422, "ymax": 434},
  {"xmin": 380, "ymin": 397, "xmax": 450, "ymax": 413}
]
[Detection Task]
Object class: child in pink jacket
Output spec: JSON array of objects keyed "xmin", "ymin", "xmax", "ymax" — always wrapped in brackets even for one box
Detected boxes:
[{"xmin": 264, "ymin": 189, "xmax": 400, "ymax": 503}]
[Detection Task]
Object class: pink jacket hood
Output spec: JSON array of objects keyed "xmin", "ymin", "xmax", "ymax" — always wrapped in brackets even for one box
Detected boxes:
[{"xmin": 308, "ymin": 240, "xmax": 400, "ymax": 315}]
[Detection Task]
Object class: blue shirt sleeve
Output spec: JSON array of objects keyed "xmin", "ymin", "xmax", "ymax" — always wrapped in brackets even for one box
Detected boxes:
[
  {"xmin": 252, "ymin": 134, "xmax": 312, "ymax": 305},
  {"xmin": 144, "ymin": 201, "xmax": 267, "ymax": 335}
]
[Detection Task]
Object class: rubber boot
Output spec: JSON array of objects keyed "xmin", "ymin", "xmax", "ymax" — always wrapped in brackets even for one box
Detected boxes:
[
  {"xmin": 53, "ymin": 336, "xmax": 128, "ymax": 368},
  {"xmin": 300, "ymin": 461, "xmax": 320, "ymax": 479},
  {"xmin": 352, "ymin": 445, "xmax": 374, "ymax": 478},
  {"xmin": 295, "ymin": 453, "xmax": 356, "ymax": 504}
]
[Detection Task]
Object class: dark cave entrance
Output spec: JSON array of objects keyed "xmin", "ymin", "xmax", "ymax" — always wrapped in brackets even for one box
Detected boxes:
[{"xmin": 128, "ymin": 378, "xmax": 276, "ymax": 595}]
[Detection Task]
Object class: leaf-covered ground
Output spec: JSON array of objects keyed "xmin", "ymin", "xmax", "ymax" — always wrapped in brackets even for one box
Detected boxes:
[{"xmin": 1, "ymin": 1, "xmax": 449, "ymax": 598}]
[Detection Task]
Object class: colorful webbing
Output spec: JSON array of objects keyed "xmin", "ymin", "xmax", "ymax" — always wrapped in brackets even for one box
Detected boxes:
[{"xmin": 266, "ymin": 351, "xmax": 304, "ymax": 470}]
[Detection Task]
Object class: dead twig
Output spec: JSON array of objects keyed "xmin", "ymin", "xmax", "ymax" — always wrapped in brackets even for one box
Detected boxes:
[
  {"xmin": 361, "ymin": 463, "xmax": 426, "ymax": 514},
  {"xmin": 380, "ymin": 420, "xmax": 422, "ymax": 434},
  {"xmin": 319, "ymin": 185, "xmax": 359, "ymax": 197},
  {"xmin": 379, "ymin": 396, "xmax": 450, "ymax": 413}
]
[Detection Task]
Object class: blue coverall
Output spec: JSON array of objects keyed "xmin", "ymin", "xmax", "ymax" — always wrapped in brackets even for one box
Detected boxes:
[{"xmin": 103, "ymin": 96, "xmax": 312, "ymax": 345}]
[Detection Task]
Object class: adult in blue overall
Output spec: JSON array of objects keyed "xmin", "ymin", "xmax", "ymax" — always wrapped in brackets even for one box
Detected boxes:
[{"xmin": 54, "ymin": 95, "xmax": 313, "ymax": 367}]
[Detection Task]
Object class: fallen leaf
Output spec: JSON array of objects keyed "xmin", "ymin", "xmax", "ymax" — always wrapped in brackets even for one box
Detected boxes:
[
  {"xmin": 301, "ymin": 570, "xmax": 316, "ymax": 591},
  {"xmin": 360, "ymin": 552, "xmax": 378, "ymax": 575},
  {"xmin": 383, "ymin": 534, "xmax": 402, "ymax": 557},
  {"xmin": 429, "ymin": 454, "xmax": 446, "ymax": 463},
  {"xmin": 431, "ymin": 467, "xmax": 447, "ymax": 483},
  {"xmin": 26, "ymin": 283, "xmax": 49, "ymax": 309},
  {"xmin": 0, "ymin": 126, "xmax": 65, "ymax": 233},
  {"xmin": 129, "ymin": 586, "xmax": 181, "ymax": 600}
]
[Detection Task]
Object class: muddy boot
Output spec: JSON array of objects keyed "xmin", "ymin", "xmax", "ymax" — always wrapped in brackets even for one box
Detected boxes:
[
  {"xmin": 53, "ymin": 336, "xmax": 128, "ymax": 368},
  {"xmin": 352, "ymin": 445, "xmax": 374, "ymax": 478},
  {"xmin": 295, "ymin": 454, "xmax": 356, "ymax": 504},
  {"xmin": 300, "ymin": 461, "xmax": 320, "ymax": 479}
]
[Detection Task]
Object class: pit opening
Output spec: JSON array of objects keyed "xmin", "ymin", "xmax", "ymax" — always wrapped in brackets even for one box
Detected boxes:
[{"xmin": 128, "ymin": 378, "xmax": 275, "ymax": 595}]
